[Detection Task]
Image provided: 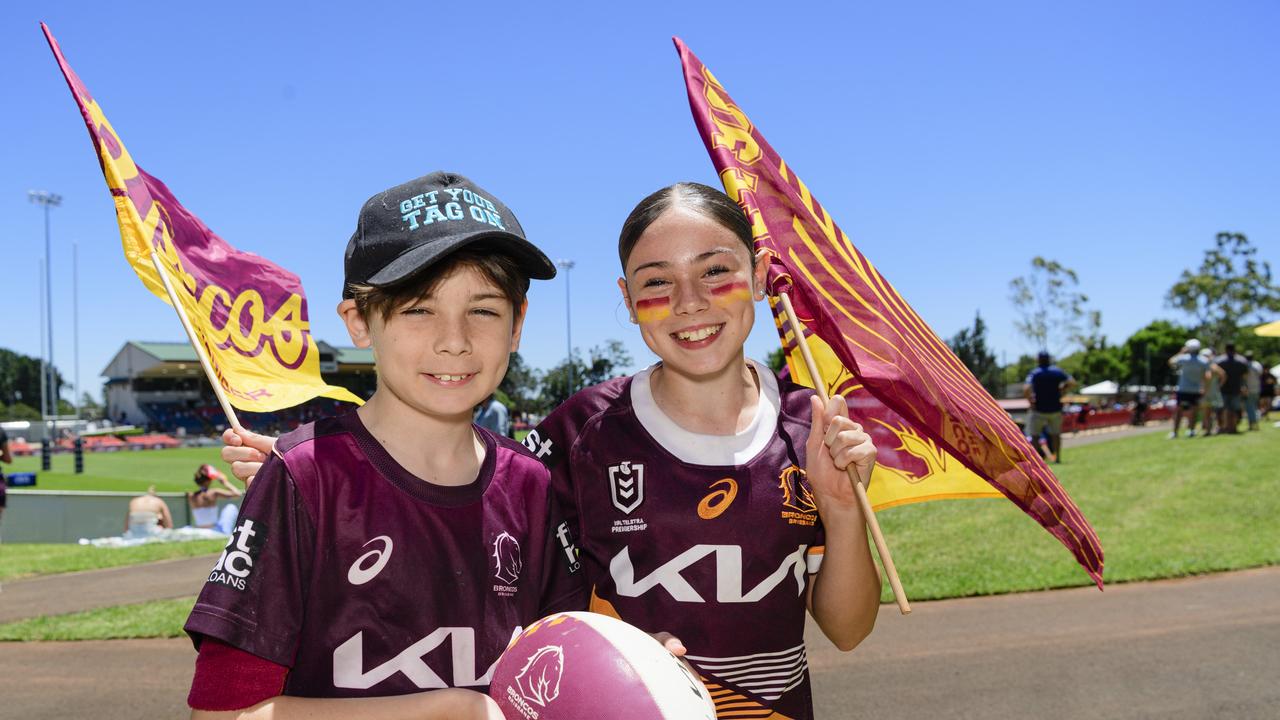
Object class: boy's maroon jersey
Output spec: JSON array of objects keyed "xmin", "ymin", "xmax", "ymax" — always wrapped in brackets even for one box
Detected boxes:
[
  {"xmin": 184, "ymin": 412, "xmax": 583, "ymax": 699},
  {"xmin": 526, "ymin": 361, "xmax": 827, "ymax": 720}
]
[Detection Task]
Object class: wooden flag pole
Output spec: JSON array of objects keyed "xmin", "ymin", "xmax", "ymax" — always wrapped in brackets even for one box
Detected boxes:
[
  {"xmin": 777, "ymin": 291, "xmax": 911, "ymax": 615},
  {"xmin": 148, "ymin": 253, "xmax": 243, "ymax": 432}
]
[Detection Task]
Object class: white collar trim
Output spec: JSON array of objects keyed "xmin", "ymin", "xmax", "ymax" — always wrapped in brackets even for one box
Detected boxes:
[{"xmin": 630, "ymin": 359, "xmax": 779, "ymax": 467}]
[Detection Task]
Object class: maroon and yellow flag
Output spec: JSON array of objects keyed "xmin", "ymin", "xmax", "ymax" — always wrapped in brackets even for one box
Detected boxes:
[
  {"xmin": 43, "ymin": 25, "xmax": 361, "ymax": 413},
  {"xmin": 675, "ymin": 38, "xmax": 1103, "ymax": 586}
]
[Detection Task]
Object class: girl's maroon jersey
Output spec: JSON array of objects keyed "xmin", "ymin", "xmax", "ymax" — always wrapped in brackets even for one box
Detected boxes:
[
  {"xmin": 184, "ymin": 411, "xmax": 583, "ymax": 699},
  {"xmin": 525, "ymin": 361, "xmax": 827, "ymax": 720}
]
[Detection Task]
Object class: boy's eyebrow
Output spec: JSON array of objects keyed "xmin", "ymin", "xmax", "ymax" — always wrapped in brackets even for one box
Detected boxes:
[{"xmin": 631, "ymin": 247, "xmax": 737, "ymax": 275}]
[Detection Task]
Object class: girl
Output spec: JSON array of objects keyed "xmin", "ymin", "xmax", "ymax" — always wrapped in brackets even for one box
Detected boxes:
[{"xmin": 223, "ymin": 182, "xmax": 881, "ymax": 720}]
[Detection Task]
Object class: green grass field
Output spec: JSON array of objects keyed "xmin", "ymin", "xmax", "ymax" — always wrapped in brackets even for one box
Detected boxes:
[
  {"xmin": 0, "ymin": 541, "xmax": 226, "ymax": 582},
  {"xmin": 2, "ymin": 424, "xmax": 1275, "ymax": 639},
  {"xmin": 7, "ymin": 446, "xmax": 228, "ymax": 493},
  {"xmin": 0, "ymin": 597, "xmax": 196, "ymax": 641},
  {"xmin": 876, "ymin": 423, "xmax": 1279, "ymax": 601}
]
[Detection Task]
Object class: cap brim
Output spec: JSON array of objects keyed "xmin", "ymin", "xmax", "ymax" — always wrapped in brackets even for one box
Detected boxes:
[{"xmin": 366, "ymin": 230, "xmax": 557, "ymax": 288}]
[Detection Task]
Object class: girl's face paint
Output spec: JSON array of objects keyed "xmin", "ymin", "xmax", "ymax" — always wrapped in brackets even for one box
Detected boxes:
[
  {"xmin": 710, "ymin": 280, "xmax": 753, "ymax": 308},
  {"xmin": 634, "ymin": 296, "xmax": 671, "ymax": 324},
  {"xmin": 618, "ymin": 208, "xmax": 768, "ymax": 379}
]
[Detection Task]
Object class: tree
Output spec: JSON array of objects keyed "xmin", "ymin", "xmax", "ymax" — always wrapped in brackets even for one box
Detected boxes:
[
  {"xmin": 538, "ymin": 341, "xmax": 633, "ymax": 411},
  {"xmin": 1009, "ymin": 257, "xmax": 1089, "ymax": 356},
  {"xmin": 1002, "ymin": 353, "xmax": 1038, "ymax": 388},
  {"xmin": 498, "ymin": 352, "xmax": 541, "ymax": 417},
  {"xmin": 1121, "ymin": 320, "xmax": 1192, "ymax": 387},
  {"xmin": 0, "ymin": 347, "xmax": 66, "ymax": 415},
  {"xmin": 765, "ymin": 347, "xmax": 787, "ymax": 375},
  {"xmin": 78, "ymin": 391, "xmax": 104, "ymax": 420},
  {"xmin": 947, "ymin": 312, "xmax": 1003, "ymax": 397},
  {"xmin": 1058, "ymin": 345, "xmax": 1126, "ymax": 387},
  {"xmin": 3, "ymin": 402, "xmax": 41, "ymax": 422},
  {"xmin": 1059, "ymin": 310, "xmax": 1127, "ymax": 386},
  {"xmin": 1166, "ymin": 232, "xmax": 1280, "ymax": 347}
]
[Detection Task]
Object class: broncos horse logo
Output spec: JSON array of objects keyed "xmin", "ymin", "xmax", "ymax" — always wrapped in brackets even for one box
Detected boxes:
[
  {"xmin": 492, "ymin": 532, "xmax": 523, "ymax": 585},
  {"xmin": 778, "ymin": 466, "xmax": 818, "ymax": 515},
  {"xmin": 514, "ymin": 645, "xmax": 564, "ymax": 707}
]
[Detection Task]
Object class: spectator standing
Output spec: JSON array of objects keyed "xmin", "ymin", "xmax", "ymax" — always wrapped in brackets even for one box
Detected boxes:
[
  {"xmin": 1243, "ymin": 352, "xmax": 1263, "ymax": 431},
  {"xmin": 1261, "ymin": 364, "xmax": 1277, "ymax": 421},
  {"xmin": 1215, "ymin": 343, "xmax": 1249, "ymax": 434},
  {"xmin": 473, "ymin": 393, "xmax": 511, "ymax": 438},
  {"xmin": 1024, "ymin": 351, "xmax": 1075, "ymax": 463},
  {"xmin": 1200, "ymin": 348, "xmax": 1225, "ymax": 436},
  {"xmin": 0, "ymin": 426, "xmax": 10, "ymax": 533},
  {"xmin": 1168, "ymin": 339, "xmax": 1209, "ymax": 438}
]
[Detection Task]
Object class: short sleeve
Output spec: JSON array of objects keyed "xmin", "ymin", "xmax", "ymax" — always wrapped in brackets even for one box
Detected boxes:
[
  {"xmin": 183, "ymin": 454, "xmax": 315, "ymax": 667},
  {"xmin": 526, "ymin": 403, "xmax": 585, "ymax": 546},
  {"xmin": 807, "ymin": 514, "xmax": 826, "ymax": 575},
  {"xmin": 537, "ymin": 486, "xmax": 588, "ymax": 615}
]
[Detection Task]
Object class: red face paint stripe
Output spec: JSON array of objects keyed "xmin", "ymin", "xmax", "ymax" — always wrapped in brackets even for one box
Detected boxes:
[{"xmin": 635, "ymin": 296, "xmax": 671, "ymax": 323}]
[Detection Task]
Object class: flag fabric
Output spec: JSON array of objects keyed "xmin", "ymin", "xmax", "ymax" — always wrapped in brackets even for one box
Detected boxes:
[
  {"xmin": 43, "ymin": 25, "xmax": 362, "ymax": 413},
  {"xmin": 675, "ymin": 38, "xmax": 1103, "ymax": 585}
]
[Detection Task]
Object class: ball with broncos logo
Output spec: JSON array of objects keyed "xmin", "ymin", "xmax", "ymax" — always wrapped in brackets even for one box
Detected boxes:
[{"xmin": 489, "ymin": 611, "xmax": 716, "ymax": 720}]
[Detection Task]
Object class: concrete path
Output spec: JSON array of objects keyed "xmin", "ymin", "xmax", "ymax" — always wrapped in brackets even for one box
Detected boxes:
[
  {"xmin": 809, "ymin": 566, "xmax": 1280, "ymax": 719},
  {"xmin": 0, "ymin": 554, "xmax": 217, "ymax": 623},
  {"xmin": 0, "ymin": 567, "xmax": 1274, "ymax": 719}
]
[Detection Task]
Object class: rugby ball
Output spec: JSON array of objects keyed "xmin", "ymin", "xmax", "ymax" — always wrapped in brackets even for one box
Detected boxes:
[{"xmin": 489, "ymin": 611, "xmax": 716, "ymax": 720}]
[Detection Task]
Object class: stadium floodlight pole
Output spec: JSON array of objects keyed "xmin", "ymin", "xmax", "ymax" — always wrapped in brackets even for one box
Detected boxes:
[
  {"xmin": 556, "ymin": 259, "xmax": 576, "ymax": 394},
  {"xmin": 30, "ymin": 190, "xmax": 61, "ymax": 446}
]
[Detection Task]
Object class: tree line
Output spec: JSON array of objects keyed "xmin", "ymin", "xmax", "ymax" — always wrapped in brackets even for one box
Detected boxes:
[{"xmin": 949, "ymin": 232, "xmax": 1279, "ymax": 394}]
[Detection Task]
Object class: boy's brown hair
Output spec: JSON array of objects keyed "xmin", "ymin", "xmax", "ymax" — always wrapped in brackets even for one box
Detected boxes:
[{"xmin": 349, "ymin": 243, "xmax": 529, "ymax": 323}]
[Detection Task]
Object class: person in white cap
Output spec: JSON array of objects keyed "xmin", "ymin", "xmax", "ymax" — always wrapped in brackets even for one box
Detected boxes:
[
  {"xmin": 1199, "ymin": 347, "xmax": 1226, "ymax": 435},
  {"xmin": 1168, "ymin": 339, "xmax": 1208, "ymax": 438}
]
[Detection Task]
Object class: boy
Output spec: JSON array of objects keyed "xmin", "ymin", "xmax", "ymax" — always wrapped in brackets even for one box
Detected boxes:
[{"xmin": 184, "ymin": 172, "xmax": 582, "ymax": 719}]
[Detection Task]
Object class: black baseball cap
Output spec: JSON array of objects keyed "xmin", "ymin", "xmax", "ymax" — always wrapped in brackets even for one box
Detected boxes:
[{"xmin": 343, "ymin": 171, "xmax": 556, "ymax": 298}]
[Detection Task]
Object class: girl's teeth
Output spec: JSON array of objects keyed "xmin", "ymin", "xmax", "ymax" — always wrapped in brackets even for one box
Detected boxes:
[
  {"xmin": 434, "ymin": 374, "xmax": 467, "ymax": 382},
  {"xmin": 676, "ymin": 326, "xmax": 721, "ymax": 341}
]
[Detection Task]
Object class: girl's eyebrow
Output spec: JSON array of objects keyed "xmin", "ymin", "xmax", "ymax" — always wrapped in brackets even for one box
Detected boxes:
[{"xmin": 631, "ymin": 247, "xmax": 738, "ymax": 275}]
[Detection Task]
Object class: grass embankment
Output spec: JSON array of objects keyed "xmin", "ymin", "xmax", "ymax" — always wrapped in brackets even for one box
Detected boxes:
[
  {"xmin": 877, "ymin": 423, "xmax": 1279, "ymax": 601},
  {"xmin": 0, "ymin": 541, "xmax": 226, "ymax": 582},
  {"xmin": 2, "ymin": 425, "xmax": 1274, "ymax": 639},
  {"xmin": 0, "ymin": 597, "xmax": 197, "ymax": 641},
  {"xmin": 7, "ymin": 446, "xmax": 229, "ymax": 492}
]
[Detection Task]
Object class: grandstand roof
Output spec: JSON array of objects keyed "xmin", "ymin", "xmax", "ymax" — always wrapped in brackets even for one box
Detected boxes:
[
  {"xmin": 103, "ymin": 340, "xmax": 374, "ymax": 379},
  {"xmin": 132, "ymin": 341, "xmax": 198, "ymax": 362}
]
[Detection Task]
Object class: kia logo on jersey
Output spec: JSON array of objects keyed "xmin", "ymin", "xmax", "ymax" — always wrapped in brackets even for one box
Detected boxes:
[{"xmin": 608, "ymin": 461, "xmax": 645, "ymax": 514}]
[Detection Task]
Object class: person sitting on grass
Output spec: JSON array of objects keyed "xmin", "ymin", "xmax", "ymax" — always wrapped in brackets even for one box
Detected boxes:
[
  {"xmin": 125, "ymin": 485, "xmax": 174, "ymax": 537},
  {"xmin": 187, "ymin": 464, "xmax": 242, "ymax": 533}
]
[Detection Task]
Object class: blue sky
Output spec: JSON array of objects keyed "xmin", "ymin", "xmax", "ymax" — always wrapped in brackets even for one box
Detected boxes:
[{"xmin": 3, "ymin": 1, "xmax": 1277, "ymax": 404}]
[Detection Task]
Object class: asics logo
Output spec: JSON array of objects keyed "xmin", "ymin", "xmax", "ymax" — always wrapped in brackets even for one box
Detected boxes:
[
  {"xmin": 348, "ymin": 535, "xmax": 393, "ymax": 586},
  {"xmin": 697, "ymin": 478, "xmax": 738, "ymax": 520}
]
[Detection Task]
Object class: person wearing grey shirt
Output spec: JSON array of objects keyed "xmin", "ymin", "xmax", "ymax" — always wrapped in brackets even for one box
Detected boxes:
[
  {"xmin": 1168, "ymin": 339, "xmax": 1209, "ymax": 438},
  {"xmin": 474, "ymin": 394, "xmax": 511, "ymax": 438}
]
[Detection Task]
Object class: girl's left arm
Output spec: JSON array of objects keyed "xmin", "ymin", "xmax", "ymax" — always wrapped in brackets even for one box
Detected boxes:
[{"xmin": 803, "ymin": 395, "xmax": 882, "ymax": 652}]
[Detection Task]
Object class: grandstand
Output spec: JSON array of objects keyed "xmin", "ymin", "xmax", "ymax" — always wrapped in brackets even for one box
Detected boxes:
[{"xmin": 102, "ymin": 341, "xmax": 375, "ymax": 434}]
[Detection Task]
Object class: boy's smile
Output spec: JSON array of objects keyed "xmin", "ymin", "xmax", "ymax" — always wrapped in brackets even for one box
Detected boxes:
[{"xmin": 344, "ymin": 264, "xmax": 523, "ymax": 425}]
